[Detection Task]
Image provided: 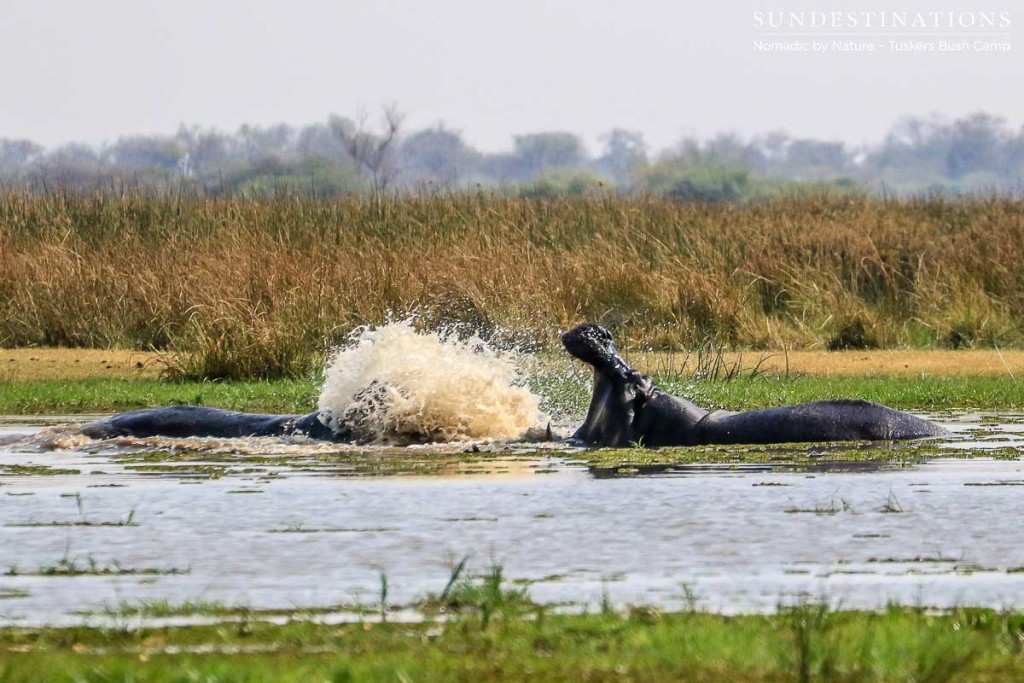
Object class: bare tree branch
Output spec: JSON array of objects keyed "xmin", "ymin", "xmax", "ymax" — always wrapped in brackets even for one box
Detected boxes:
[{"xmin": 332, "ymin": 105, "xmax": 405, "ymax": 191}]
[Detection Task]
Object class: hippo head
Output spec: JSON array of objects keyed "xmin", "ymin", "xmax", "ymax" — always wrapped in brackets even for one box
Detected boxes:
[
  {"xmin": 562, "ymin": 323, "xmax": 619, "ymax": 368},
  {"xmin": 563, "ymin": 323, "xmax": 656, "ymax": 447},
  {"xmin": 562, "ymin": 322, "xmax": 651, "ymax": 393}
]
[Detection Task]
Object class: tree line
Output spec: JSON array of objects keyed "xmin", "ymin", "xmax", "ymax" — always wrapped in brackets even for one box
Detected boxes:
[{"xmin": 1, "ymin": 109, "xmax": 1021, "ymax": 199}]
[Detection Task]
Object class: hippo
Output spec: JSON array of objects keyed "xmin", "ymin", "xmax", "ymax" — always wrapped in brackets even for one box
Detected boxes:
[
  {"xmin": 79, "ymin": 406, "xmax": 344, "ymax": 441},
  {"xmin": 563, "ymin": 323, "xmax": 947, "ymax": 448},
  {"xmin": 79, "ymin": 381, "xmax": 392, "ymax": 442}
]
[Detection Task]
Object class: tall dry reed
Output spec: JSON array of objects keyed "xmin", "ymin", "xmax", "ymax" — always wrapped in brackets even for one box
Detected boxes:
[{"xmin": 1, "ymin": 192, "xmax": 1022, "ymax": 377}]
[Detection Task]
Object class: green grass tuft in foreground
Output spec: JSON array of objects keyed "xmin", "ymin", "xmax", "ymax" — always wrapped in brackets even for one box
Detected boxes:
[{"xmin": 1, "ymin": 604, "xmax": 1023, "ymax": 681}]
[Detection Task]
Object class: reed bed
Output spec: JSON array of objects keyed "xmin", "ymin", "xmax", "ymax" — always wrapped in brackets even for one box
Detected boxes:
[{"xmin": 1, "ymin": 192, "xmax": 1022, "ymax": 378}]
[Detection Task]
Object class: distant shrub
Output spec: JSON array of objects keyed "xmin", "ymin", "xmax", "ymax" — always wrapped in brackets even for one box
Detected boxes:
[
  {"xmin": 228, "ymin": 158, "xmax": 365, "ymax": 196},
  {"xmin": 518, "ymin": 169, "xmax": 608, "ymax": 198},
  {"xmin": 751, "ymin": 175, "xmax": 865, "ymax": 199},
  {"xmin": 640, "ymin": 162, "xmax": 752, "ymax": 202}
]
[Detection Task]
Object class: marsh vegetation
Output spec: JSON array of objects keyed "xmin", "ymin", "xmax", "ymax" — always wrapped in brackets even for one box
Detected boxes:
[{"xmin": 2, "ymin": 194, "xmax": 1023, "ymax": 380}]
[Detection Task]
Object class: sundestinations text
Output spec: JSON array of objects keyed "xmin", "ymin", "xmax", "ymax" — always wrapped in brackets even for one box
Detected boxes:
[{"xmin": 754, "ymin": 40, "xmax": 1011, "ymax": 53}]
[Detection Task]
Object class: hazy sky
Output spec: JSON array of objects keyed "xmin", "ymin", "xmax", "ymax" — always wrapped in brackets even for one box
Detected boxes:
[{"xmin": 2, "ymin": 0, "xmax": 1020, "ymax": 153}]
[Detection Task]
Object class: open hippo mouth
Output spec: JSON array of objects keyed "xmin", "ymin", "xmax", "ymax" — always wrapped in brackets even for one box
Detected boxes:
[
  {"xmin": 561, "ymin": 323, "xmax": 638, "ymax": 384},
  {"xmin": 561, "ymin": 323, "xmax": 616, "ymax": 365}
]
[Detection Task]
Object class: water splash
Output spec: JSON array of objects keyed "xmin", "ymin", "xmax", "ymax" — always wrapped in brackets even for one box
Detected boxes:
[{"xmin": 318, "ymin": 321, "xmax": 545, "ymax": 443}]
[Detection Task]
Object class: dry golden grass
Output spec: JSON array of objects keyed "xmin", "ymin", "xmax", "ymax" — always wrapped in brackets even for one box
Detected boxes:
[
  {"xmin": 4, "ymin": 347, "xmax": 1022, "ymax": 382},
  {"xmin": 0, "ymin": 348, "xmax": 163, "ymax": 381},
  {"xmin": 634, "ymin": 348, "xmax": 1024, "ymax": 378},
  {"xmin": 2, "ymin": 192, "xmax": 1022, "ymax": 378}
]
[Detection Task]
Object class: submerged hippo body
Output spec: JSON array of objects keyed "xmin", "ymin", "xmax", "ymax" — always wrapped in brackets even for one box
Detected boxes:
[
  {"xmin": 80, "ymin": 407, "xmax": 344, "ymax": 442},
  {"xmin": 563, "ymin": 323, "xmax": 947, "ymax": 448},
  {"xmin": 79, "ymin": 380, "xmax": 399, "ymax": 442}
]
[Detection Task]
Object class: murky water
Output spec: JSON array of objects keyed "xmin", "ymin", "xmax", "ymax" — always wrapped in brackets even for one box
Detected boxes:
[{"xmin": 1, "ymin": 413, "xmax": 1023, "ymax": 626}]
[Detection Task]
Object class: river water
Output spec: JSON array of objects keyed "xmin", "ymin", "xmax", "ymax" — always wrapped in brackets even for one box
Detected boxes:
[{"xmin": 1, "ymin": 413, "xmax": 1023, "ymax": 626}]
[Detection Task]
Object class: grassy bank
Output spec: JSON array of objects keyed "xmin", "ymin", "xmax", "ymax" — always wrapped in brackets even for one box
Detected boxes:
[
  {"xmin": 2, "ymin": 605, "xmax": 1022, "ymax": 681},
  {"xmin": 2, "ymin": 374, "xmax": 1022, "ymax": 416},
  {"xmin": 2, "ymin": 347, "xmax": 1024, "ymax": 416},
  {"xmin": 0, "ymin": 378, "xmax": 317, "ymax": 415},
  {"xmin": 2, "ymin": 193, "xmax": 1024, "ymax": 379}
]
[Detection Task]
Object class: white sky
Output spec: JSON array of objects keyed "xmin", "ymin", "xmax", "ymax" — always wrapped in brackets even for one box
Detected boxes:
[{"xmin": 1, "ymin": 0, "xmax": 1020, "ymax": 154}]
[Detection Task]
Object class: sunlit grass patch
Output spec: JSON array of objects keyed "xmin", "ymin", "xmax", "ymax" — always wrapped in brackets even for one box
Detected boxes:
[{"xmin": 0, "ymin": 348, "xmax": 164, "ymax": 381}]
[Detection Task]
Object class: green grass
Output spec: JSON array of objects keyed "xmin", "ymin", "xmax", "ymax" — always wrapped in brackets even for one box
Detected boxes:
[
  {"xmin": 1, "ymin": 604, "xmax": 1022, "ymax": 681},
  {"xmin": 575, "ymin": 440, "xmax": 1021, "ymax": 474},
  {"xmin": 5, "ymin": 512, "xmax": 138, "ymax": 528},
  {"xmin": 659, "ymin": 374, "xmax": 1024, "ymax": 412},
  {"xmin": 1, "ymin": 373, "xmax": 1022, "ymax": 416},
  {"xmin": 84, "ymin": 599, "xmax": 243, "ymax": 619},
  {"xmin": 0, "ymin": 378, "xmax": 318, "ymax": 415},
  {"xmin": 4, "ymin": 555, "xmax": 188, "ymax": 577},
  {"xmin": 0, "ymin": 464, "xmax": 81, "ymax": 476},
  {"xmin": 4, "ymin": 519, "xmax": 137, "ymax": 528}
]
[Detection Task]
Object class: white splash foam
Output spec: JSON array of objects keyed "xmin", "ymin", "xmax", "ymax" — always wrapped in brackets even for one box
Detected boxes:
[{"xmin": 317, "ymin": 321, "xmax": 544, "ymax": 443}]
